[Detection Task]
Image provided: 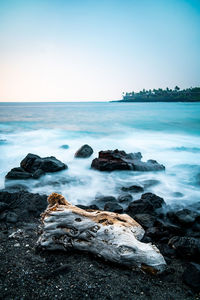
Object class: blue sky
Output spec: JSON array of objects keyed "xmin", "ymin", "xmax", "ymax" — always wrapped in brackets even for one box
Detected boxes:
[{"xmin": 0, "ymin": 0, "xmax": 200, "ymax": 101}]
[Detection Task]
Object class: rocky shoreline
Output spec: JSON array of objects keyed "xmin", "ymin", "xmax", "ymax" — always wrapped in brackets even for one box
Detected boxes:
[{"xmin": 0, "ymin": 147, "xmax": 200, "ymax": 299}]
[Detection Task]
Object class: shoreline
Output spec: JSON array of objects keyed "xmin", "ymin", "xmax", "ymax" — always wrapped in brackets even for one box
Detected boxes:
[
  {"xmin": 1, "ymin": 150, "xmax": 200, "ymax": 299},
  {"xmin": 111, "ymin": 100, "xmax": 200, "ymax": 103},
  {"xmin": 0, "ymin": 188, "xmax": 200, "ymax": 299}
]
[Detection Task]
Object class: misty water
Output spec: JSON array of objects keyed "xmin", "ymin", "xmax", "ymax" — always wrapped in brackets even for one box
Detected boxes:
[{"xmin": 0, "ymin": 102, "xmax": 200, "ymax": 210}]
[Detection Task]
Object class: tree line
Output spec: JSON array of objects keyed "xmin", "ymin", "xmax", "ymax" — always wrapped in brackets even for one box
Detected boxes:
[{"xmin": 121, "ymin": 86, "xmax": 200, "ymax": 102}]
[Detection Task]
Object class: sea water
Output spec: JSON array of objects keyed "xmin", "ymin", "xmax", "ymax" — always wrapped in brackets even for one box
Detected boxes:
[{"xmin": 0, "ymin": 102, "xmax": 200, "ymax": 209}]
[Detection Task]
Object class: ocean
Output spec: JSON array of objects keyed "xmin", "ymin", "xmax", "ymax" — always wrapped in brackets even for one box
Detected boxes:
[{"xmin": 0, "ymin": 102, "xmax": 200, "ymax": 209}]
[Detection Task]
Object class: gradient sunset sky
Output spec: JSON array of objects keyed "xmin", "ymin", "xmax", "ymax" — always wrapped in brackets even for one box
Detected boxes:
[{"xmin": 0, "ymin": 0, "xmax": 200, "ymax": 102}]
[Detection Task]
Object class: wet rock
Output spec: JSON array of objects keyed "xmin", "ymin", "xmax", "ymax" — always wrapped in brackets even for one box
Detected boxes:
[
  {"xmin": 191, "ymin": 220, "xmax": 200, "ymax": 233},
  {"xmin": 91, "ymin": 149, "xmax": 165, "ymax": 172},
  {"xmin": 0, "ymin": 202, "xmax": 9, "ymax": 212},
  {"xmin": 126, "ymin": 193, "xmax": 165, "ymax": 217},
  {"xmin": 142, "ymin": 179, "xmax": 160, "ymax": 188},
  {"xmin": 188, "ymin": 201, "xmax": 200, "ymax": 212},
  {"xmin": 134, "ymin": 214, "xmax": 155, "ymax": 229},
  {"xmin": 183, "ymin": 263, "xmax": 200, "ymax": 292},
  {"xmin": 6, "ymin": 212, "xmax": 18, "ymax": 223},
  {"xmin": 172, "ymin": 192, "xmax": 184, "ymax": 198},
  {"xmin": 155, "ymin": 219, "xmax": 184, "ymax": 236},
  {"xmin": 168, "ymin": 236, "xmax": 200, "ymax": 260},
  {"xmin": 6, "ymin": 153, "xmax": 67, "ymax": 180},
  {"xmin": 94, "ymin": 195, "xmax": 117, "ymax": 210},
  {"xmin": 32, "ymin": 169, "xmax": 45, "ymax": 179},
  {"xmin": 121, "ymin": 185, "xmax": 144, "ymax": 193},
  {"xmin": 0, "ymin": 191, "xmax": 47, "ymax": 222},
  {"xmin": 117, "ymin": 193, "xmax": 133, "ymax": 203},
  {"xmin": 145, "ymin": 227, "xmax": 169, "ymax": 241},
  {"xmin": 104, "ymin": 202, "xmax": 123, "ymax": 213},
  {"xmin": 76, "ymin": 204, "xmax": 100, "ymax": 210},
  {"xmin": 0, "ymin": 139, "xmax": 7, "ymax": 144},
  {"xmin": 4, "ymin": 183, "xmax": 28, "ymax": 192},
  {"xmin": 21, "ymin": 153, "xmax": 67, "ymax": 173},
  {"xmin": 60, "ymin": 144, "xmax": 69, "ymax": 149},
  {"xmin": 167, "ymin": 209, "xmax": 198, "ymax": 226},
  {"xmin": 6, "ymin": 167, "xmax": 33, "ymax": 179},
  {"xmin": 159, "ymin": 244, "xmax": 176, "ymax": 258},
  {"xmin": 174, "ymin": 209, "xmax": 198, "ymax": 225},
  {"xmin": 75, "ymin": 144, "xmax": 93, "ymax": 158}
]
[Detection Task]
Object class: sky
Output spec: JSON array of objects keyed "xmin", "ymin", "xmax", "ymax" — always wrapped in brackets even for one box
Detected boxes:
[{"xmin": 0, "ymin": 0, "xmax": 200, "ymax": 102}]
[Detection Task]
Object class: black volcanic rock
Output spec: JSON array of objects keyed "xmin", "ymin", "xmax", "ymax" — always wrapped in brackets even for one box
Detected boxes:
[
  {"xmin": 174, "ymin": 209, "xmax": 198, "ymax": 226},
  {"xmin": 75, "ymin": 144, "xmax": 93, "ymax": 158},
  {"xmin": 134, "ymin": 213, "xmax": 155, "ymax": 229},
  {"xmin": 183, "ymin": 263, "xmax": 200, "ymax": 292},
  {"xmin": 168, "ymin": 236, "xmax": 200, "ymax": 261},
  {"xmin": 117, "ymin": 193, "xmax": 133, "ymax": 203},
  {"xmin": 6, "ymin": 153, "xmax": 67, "ymax": 180},
  {"xmin": 121, "ymin": 185, "xmax": 144, "ymax": 193},
  {"xmin": 6, "ymin": 167, "xmax": 33, "ymax": 179},
  {"xmin": 0, "ymin": 190, "xmax": 47, "ymax": 222},
  {"xmin": 0, "ymin": 202, "xmax": 9, "ymax": 212},
  {"xmin": 91, "ymin": 149, "xmax": 165, "ymax": 172},
  {"xmin": 93, "ymin": 195, "xmax": 117, "ymax": 210},
  {"xmin": 21, "ymin": 153, "xmax": 67, "ymax": 173},
  {"xmin": 60, "ymin": 144, "xmax": 69, "ymax": 149},
  {"xmin": 104, "ymin": 202, "xmax": 123, "ymax": 213},
  {"xmin": 167, "ymin": 209, "xmax": 198, "ymax": 227},
  {"xmin": 126, "ymin": 193, "xmax": 165, "ymax": 217}
]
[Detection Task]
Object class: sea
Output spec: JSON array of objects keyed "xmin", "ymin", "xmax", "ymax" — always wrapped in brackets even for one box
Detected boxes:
[{"xmin": 0, "ymin": 102, "xmax": 200, "ymax": 210}]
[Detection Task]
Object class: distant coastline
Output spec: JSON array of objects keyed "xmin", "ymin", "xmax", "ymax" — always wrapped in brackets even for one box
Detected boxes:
[{"xmin": 112, "ymin": 86, "xmax": 200, "ymax": 102}]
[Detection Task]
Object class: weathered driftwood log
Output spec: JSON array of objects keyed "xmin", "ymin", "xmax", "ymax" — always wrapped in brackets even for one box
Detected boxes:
[{"xmin": 37, "ymin": 193, "xmax": 166, "ymax": 274}]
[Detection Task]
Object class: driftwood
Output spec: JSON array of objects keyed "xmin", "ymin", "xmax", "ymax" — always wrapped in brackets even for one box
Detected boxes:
[{"xmin": 37, "ymin": 193, "xmax": 166, "ymax": 274}]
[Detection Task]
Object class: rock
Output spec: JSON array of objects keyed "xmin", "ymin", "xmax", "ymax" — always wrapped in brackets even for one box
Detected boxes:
[
  {"xmin": 126, "ymin": 193, "xmax": 165, "ymax": 217},
  {"xmin": 0, "ymin": 202, "xmax": 9, "ymax": 212},
  {"xmin": 6, "ymin": 212, "xmax": 18, "ymax": 223},
  {"xmin": 155, "ymin": 219, "xmax": 184, "ymax": 236},
  {"xmin": 32, "ymin": 169, "xmax": 45, "ymax": 179},
  {"xmin": 158, "ymin": 244, "xmax": 176, "ymax": 258},
  {"xmin": 117, "ymin": 193, "xmax": 133, "ymax": 203},
  {"xmin": 174, "ymin": 209, "xmax": 198, "ymax": 225},
  {"xmin": 76, "ymin": 204, "xmax": 100, "ymax": 210},
  {"xmin": 191, "ymin": 220, "xmax": 200, "ymax": 233},
  {"xmin": 172, "ymin": 192, "xmax": 184, "ymax": 198},
  {"xmin": 167, "ymin": 209, "xmax": 198, "ymax": 226},
  {"xmin": 4, "ymin": 183, "xmax": 28, "ymax": 192},
  {"xmin": 0, "ymin": 139, "xmax": 7, "ymax": 144},
  {"xmin": 94, "ymin": 195, "xmax": 117, "ymax": 210},
  {"xmin": 37, "ymin": 193, "xmax": 166, "ymax": 274},
  {"xmin": 142, "ymin": 179, "xmax": 160, "ymax": 188},
  {"xmin": 6, "ymin": 153, "xmax": 67, "ymax": 180},
  {"xmin": 183, "ymin": 263, "xmax": 200, "ymax": 292},
  {"xmin": 145, "ymin": 227, "xmax": 169, "ymax": 241},
  {"xmin": 60, "ymin": 145, "xmax": 69, "ymax": 149},
  {"xmin": 104, "ymin": 202, "xmax": 123, "ymax": 213},
  {"xmin": 0, "ymin": 191, "xmax": 47, "ymax": 222},
  {"xmin": 134, "ymin": 214, "xmax": 155, "ymax": 229},
  {"xmin": 121, "ymin": 185, "xmax": 144, "ymax": 193},
  {"xmin": 75, "ymin": 144, "xmax": 93, "ymax": 158},
  {"xmin": 168, "ymin": 236, "xmax": 200, "ymax": 260},
  {"xmin": 6, "ymin": 167, "xmax": 33, "ymax": 179},
  {"xmin": 21, "ymin": 154, "xmax": 67, "ymax": 173},
  {"xmin": 91, "ymin": 149, "xmax": 165, "ymax": 172}
]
